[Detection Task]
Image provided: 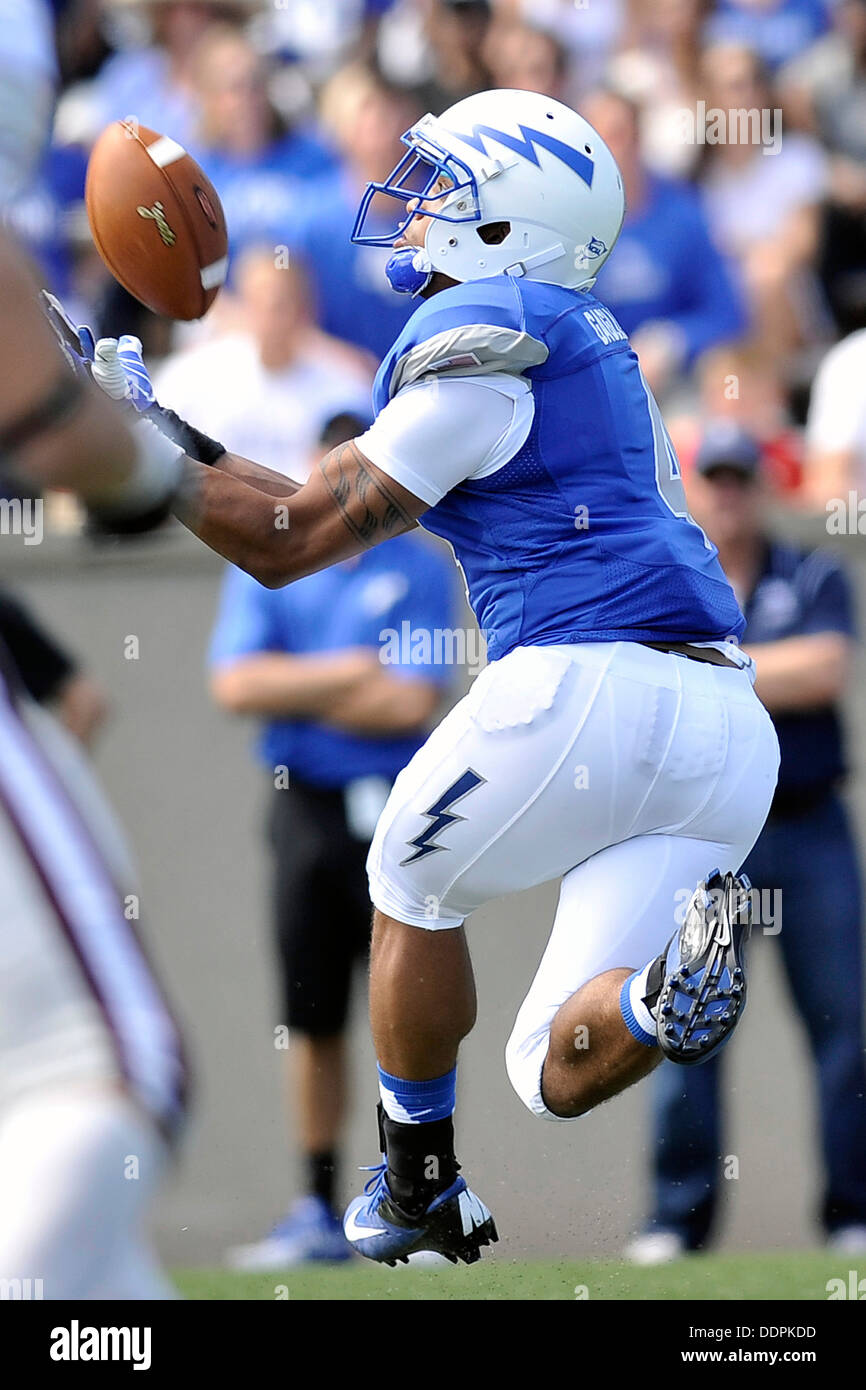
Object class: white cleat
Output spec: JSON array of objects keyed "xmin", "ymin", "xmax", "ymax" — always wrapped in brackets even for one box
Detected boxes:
[
  {"xmin": 624, "ymin": 1232, "xmax": 687, "ymax": 1266},
  {"xmin": 402, "ymin": 1250, "xmax": 452, "ymax": 1268},
  {"xmin": 225, "ymin": 1195, "xmax": 351, "ymax": 1270},
  {"xmin": 826, "ymin": 1224, "xmax": 866, "ymax": 1255}
]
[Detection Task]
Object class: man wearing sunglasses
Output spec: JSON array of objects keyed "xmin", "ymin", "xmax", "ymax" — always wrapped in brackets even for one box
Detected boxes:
[{"xmin": 629, "ymin": 421, "xmax": 866, "ymax": 1263}]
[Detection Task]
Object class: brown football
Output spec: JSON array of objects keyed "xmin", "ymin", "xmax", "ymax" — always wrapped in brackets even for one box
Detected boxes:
[{"xmin": 85, "ymin": 120, "xmax": 229, "ymax": 321}]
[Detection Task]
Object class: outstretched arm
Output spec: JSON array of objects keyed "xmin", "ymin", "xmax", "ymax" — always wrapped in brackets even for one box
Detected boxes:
[
  {"xmin": 174, "ymin": 438, "xmax": 426, "ymax": 588},
  {"xmin": 213, "ymin": 451, "xmax": 305, "ymax": 498},
  {"xmin": 81, "ymin": 333, "xmax": 421, "ymax": 560},
  {"xmin": 0, "ymin": 235, "xmax": 179, "ymax": 521}
]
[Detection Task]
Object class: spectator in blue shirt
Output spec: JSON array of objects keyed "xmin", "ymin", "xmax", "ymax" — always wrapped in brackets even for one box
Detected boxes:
[
  {"xmin": 209, "ymin": 411, "xmax": 460, "ymax": 1266},
  {"xmin": 293, "ymin": 65, "xmax": 422, "ymax": 362},
  {"xmin": 3, "ymin": 142, "xmax": 88, "ymax": 304},
  {"xmin": 706, "ymin": 0, "xmax": 830, "ymax": 72},
  {"xmin": 85, "ymin": 0, "xmax": 261, "ymax": 148},
  {"xmin": 188, "ymin": 25, "xmax": 339, "ymax": 259},
  {"xmin": 86, "ymin": 0, "xmax": 220, "ymax": 147},
  {"xmin": 585, "ymin": 89, "xmax": 749, "ymax": 398},
  {"xmin": 628, "ymin": 422, "xmax": 866, "ymax": 1263}
]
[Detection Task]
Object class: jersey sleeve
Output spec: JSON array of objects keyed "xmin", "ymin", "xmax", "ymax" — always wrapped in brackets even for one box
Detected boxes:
[
  {"xmin": 357, "ymin": 373, "xmax": 534, "ymax": 507},
  {"xmin": 373, "ymin": 277, "xmax": 549, "ymax": 409}
]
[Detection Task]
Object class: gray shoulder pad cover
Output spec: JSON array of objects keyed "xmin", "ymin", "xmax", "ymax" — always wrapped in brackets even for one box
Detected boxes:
[{"xmin": 389, "ymin": 323, "xmax": 549, "ymax": 398}]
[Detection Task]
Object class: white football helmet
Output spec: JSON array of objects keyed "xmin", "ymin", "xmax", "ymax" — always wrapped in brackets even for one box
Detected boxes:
[{"xmin": 352, "ymin": 88, "xmax": 625, "ymax": 293}]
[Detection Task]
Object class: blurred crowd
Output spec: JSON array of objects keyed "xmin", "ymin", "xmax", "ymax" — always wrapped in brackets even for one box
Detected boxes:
[{"xmin": 4, "ymin": 0, "xmax": 866, "ymax": 508}]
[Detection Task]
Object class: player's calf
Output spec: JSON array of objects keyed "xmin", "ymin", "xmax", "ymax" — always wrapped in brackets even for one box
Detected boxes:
[
  {"xmin": 513, "ymin": 870, "xmax": 753, "ymax": 1119},
  {"xmin": 538, "ymin": 968, "xmax": 663, "ymax": 1119},
  {"xmin": 345, "ymin": 912, "xmax": 497, "ymax": 1265}
]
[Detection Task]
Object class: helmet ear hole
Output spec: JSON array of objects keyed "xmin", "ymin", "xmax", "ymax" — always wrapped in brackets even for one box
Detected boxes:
[{"xmin": 477, "ymin": 221, "xmax": 511, "ymax": 246}]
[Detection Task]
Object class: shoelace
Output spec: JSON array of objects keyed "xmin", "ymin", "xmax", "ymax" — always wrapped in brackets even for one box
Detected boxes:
[{"xmin": 360, "ymin": 1161, "xmax": 388, "ymax": 1203}]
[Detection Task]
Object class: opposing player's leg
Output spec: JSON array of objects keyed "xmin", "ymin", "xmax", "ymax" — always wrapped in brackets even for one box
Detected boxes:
[
  {"xmin": 0, "ymin": 1088, "xmax": 175, "ymax": 1300},
  {"xmin": 0, "ymin": 674, "xmax": 186, "ymax": 1298}
]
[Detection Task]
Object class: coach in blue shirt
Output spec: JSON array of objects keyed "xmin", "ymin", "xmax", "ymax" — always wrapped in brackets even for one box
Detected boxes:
[
  {"xmin": 630, "ymin": 422, "xmax": 866, "ymax": 1261},
  {"xmin": 209, "ymin": 414, "xmax": 458, "ymax": 1267}
]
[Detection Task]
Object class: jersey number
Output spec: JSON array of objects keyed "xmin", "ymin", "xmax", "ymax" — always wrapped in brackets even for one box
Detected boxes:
[{"xmin": 642, "ymin": 373, "xmax": 712, "ymax": 549}]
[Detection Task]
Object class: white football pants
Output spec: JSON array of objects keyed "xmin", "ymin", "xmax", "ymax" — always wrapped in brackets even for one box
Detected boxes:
[{"xmin": 367, "ymin": 641, "xmax": 779, "ymax": 1117}]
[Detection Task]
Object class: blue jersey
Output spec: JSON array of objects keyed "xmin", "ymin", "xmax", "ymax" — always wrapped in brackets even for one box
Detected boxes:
[
  {"xmin": 372, "ymin": 276, "xmax": 745, "ymax": 662},
  {"xmin": 706, "ymin": 0, "xmax": 829, "ymax": 71}
]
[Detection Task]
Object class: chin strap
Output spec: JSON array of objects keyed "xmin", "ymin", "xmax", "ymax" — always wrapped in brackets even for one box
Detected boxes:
[{"xmin": 385, "ymin": 247, "xmax": 433, "ymax": 297}]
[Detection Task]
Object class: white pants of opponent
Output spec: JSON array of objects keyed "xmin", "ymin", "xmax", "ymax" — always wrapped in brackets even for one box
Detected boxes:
[
  {"xmin": 0, "ymin": 672, "xmax": 186, "ymax": 1298},
  {"xmin": 367, "ymin": 640, "xmax": 780, "ymax": 1119}
]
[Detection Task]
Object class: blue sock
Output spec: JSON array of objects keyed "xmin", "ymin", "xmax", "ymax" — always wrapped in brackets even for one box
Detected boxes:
[
  {"xmin": 377, "ymin": 1064, "xmax": 457, "ymax": 1124},
  {"xmin": 619, "ymin": 963, "xmax": 659, "ymax": 1048}
]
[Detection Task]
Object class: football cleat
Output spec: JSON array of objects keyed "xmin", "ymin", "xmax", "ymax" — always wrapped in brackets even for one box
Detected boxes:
[
  {"xmin": 624, "ymin": 1231, "xmax": 687, "ymax": 1266},
  {"xmin": 225, "ymin": 1195, "xmax": 352, "ymax": 1270},
  {"xmin": 650, "ymin": 869, "xmax": 752, "ymax": 1066},
  {"xmin": 343, "ymin": 1163, "xmax": 498, "ymax": 1266}
]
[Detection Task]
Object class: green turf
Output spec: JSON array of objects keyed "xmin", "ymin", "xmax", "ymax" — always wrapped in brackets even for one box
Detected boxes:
[{"xmin": 173, "ymin": 1252, "xmax": 851, "ymax": 1301}]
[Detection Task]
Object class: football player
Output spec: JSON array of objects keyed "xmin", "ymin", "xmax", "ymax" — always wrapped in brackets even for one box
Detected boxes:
[
  {"xmin": 89, "ymin": 88, "xmax": 780, "ymax": 1267},
  {"xmin": 0, "ymin": 229, "xmax": 189, "ymax": 1297}
]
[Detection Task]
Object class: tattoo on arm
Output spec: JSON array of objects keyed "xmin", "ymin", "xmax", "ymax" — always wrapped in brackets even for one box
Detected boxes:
[{"xmin": 319, "ymin": 440, "xmax": 414, "ymax": 547}]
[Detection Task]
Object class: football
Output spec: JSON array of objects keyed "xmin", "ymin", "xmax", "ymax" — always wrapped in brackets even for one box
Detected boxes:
[{"xmin": 85, "ymin": 119, "xmax": 229, "ymax": 321}]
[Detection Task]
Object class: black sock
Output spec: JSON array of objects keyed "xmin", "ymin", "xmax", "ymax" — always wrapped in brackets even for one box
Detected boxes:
[
  {"xmin": 307, "ymin": 1150, "xmax": 338, "ymax": 1210},
  {"xmin": 381, "ymin": 1107, "xmax": 459, "ymax": 1218}
]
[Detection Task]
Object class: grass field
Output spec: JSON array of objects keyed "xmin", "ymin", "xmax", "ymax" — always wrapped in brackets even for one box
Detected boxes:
[{"xmin": 174, "ymin": 1252, "xmax": 850, "ymax": 1301}]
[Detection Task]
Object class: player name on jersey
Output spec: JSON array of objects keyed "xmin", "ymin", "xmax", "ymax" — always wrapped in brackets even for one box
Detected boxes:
[{"xmin": 583, "ymin": 305, "xmax": 627, "ymax": 346}]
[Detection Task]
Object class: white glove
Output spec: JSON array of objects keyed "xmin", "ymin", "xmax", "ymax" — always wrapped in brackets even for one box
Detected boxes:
[
  {"xmin": 87, "ymin": 341, "xmax": 184, "ymax": 532},
  {"xmin": 91, "ymin": 337, "xmax": 131, "ymax": 401}
]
